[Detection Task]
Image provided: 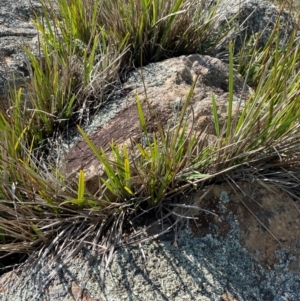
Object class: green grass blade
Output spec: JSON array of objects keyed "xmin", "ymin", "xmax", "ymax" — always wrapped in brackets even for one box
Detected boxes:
[
  {"xmin": 226, "ymin": 41, "xmax": 234, "ymax": 139},
  {"xmin": 78, "ymin": 169, "xmax": 85, "ymax": 200},
  {"xmin": 211, "ymin": 92, "xmax": 220, "ymax": 138},
  {"xmin": 136, "ymin": 93, "xmax": 147, "ymax": 134},
  {"xmin": 77, "ymin": 125, "xmax": 103, "ymax": 162}
]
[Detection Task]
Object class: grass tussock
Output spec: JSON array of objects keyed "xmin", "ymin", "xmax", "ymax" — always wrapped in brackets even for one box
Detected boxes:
[{"xmin": 0, "ymin": 0, "xmax": 300, "ymax": 282}]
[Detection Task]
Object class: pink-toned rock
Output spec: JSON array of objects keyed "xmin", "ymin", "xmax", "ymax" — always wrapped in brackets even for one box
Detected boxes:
[
  {"xmin": 192, "ymin": 180, "xmax": 300, "ymax": 271},
  {"xmin": 64, "ymin": 54, "xmax": 251, "ymax": 195}
]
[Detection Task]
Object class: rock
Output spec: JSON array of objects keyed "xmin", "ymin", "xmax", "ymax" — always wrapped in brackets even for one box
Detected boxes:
[
  {"xmin": 1, "ymin": 181, "xmax": 299, "ymax": 300},
  {"xmin": 0, "ymin": 0, "xmax": 42, "ymax": 103},
  {"xmin": 64, "ymin": 54, "xmax": 251, "ymax": 195},
  {"xmin": 216, "ymin": 0, "xmax": 298, "ymax": 54},
  {"xmin": 192, "ymin": 181, "xmax": 300, "ymax": 272}
]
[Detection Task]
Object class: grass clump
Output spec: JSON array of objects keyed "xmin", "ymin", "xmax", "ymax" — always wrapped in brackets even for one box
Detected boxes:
[
  {"xmin": 0, "ymin": 0, "xmax": 300, "ymax": 287},
  {"xmin": 0, "ymin": 0, "xmax": 228, "ymax": 276},
  {"xmin": 100, "ymin": 0, "xmax": 225, "ymax": 65},
  {"xmin": 77, "ymin": 74, "xmax": 211, "ymax": 207}
]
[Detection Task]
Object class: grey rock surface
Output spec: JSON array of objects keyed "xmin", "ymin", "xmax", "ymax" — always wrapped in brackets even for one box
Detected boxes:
[
  {"xmin": 216, "ymin": 0, "xmax": 299, "ymax": 53},
  {"xmin": 0, "ymin": 0, "xmax": 44, "ymax": 102},
  {"xmin": 1, "ymin": 191, "xmax": 299, "ymax": 301}
]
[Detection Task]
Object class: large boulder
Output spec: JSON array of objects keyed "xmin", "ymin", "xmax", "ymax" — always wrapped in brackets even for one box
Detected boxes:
[{"xmin": 63, "ymin": 54, "xmax": 251, "ymax": 195}]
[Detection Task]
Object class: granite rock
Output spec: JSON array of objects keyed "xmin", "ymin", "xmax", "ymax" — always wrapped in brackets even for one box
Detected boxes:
[
  {"xmin": 216, "ymin": 0, "xmax": 299, "ymax": 54},
  {"xmin": 63, "ymin": 54, "xmax": 251, "ymax": 195},
  {"xmin": 0, "ymin": 0, "xmax": 44, "ymax": 103}
]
